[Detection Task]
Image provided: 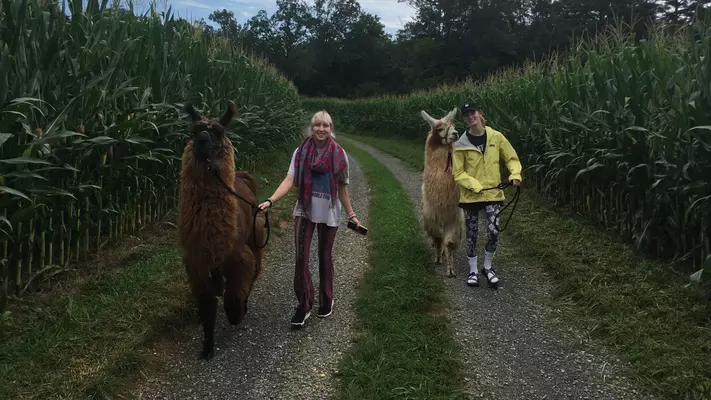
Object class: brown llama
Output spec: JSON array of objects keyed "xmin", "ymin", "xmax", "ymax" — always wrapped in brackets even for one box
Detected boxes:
[
  {"xmin": 420, "ymin": 108, "xmax": 464, "ymax": 278},
  {"xmin": 178, "ymin": 101, "xmax": 266, "ymax": 360}
]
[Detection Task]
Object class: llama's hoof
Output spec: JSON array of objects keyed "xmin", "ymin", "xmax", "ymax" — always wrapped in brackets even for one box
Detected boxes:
[
  {"xmin": 201, "ymin": 345, "xmax": 215, "ymax": 360},
  {"xmin": 201, "ymin": 348, "xmax": 214, "ymax": 360},
  {"xmin": 201, "ymin": 340, "xmax": 215, "ymax": 360},
  {"xmin": 447, "ymin": 270, "xmax": 456, "ymax": 278}
]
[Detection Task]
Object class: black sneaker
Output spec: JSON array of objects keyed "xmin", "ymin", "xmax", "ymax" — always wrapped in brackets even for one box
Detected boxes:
[
  {"xmin": 291, "ymin": 310, "xmax": 310, "ymax": 326},
  {"xmin": 318, "ymin": 299, "xmax": 334, "ymax": 318}
]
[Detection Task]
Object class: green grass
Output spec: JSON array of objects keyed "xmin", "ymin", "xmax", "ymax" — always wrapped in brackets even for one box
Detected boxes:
[
  {"xmin": 0, "ymin": 139, "xmax": 302, "ymax": 400},
  {"xmin": 0, "ymin": 244, "xmax": 189, "ymax": 400},
  {"xmin": 336, "ymin": 141, "xmax": 466, "ymax": 399},
  {"xmin": 344, "ymin": 132, "xmax": 711, "ymax": 399}
]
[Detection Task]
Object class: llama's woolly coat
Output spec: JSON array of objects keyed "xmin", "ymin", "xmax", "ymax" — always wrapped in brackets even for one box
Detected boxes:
[
  {"xmin": 179, "ymin": 137, "xmax": 264, "ymax": 306},
  {"xmin": 177, "ymin": 102, "xmax": 265, "ymax": 359},
  {"xmin": 422, "ymin": 133, "xmax": 464, "ymax": 249}
]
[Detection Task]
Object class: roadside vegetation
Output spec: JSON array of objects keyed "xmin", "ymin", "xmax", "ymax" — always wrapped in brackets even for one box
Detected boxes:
[
  {"xmin": 336, "ymin": 141, "xmax": 466, "ymax": 399},
  {"xmin": 0, "ymin": 140, "xmax": 302, "ymax": 400}
]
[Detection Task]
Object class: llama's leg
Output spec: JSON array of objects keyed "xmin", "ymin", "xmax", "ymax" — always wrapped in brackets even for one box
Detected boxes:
[
  {"xmin": 293, "ymin": 216, "xmax": 316, "ymax": 326},
  {"xmin": 224, "ymin": 249, "xmax": 256, "ymax": 325},
  {"xmin": 445, "ymin": 241, "xmax": 457, "ymax": 277},
  {"xmin": 198, "ymin": 292, "xmax": 218, "ymax": 359},
  {"xmin": 316, "ymin": 223, "xmax": 338, "ymax": 317},
  {"xmin": 432, "ymin": 236, "xmax": 443, "ymax": 264},
  {"xmin": 184, "ymin": 260, "xmax": 218, "ymax": 359}
]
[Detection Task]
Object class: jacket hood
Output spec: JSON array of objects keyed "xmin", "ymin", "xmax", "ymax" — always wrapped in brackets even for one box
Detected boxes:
[{"xmin": 455, "ymin": 126, "xmax": 494, "ymax": 149}]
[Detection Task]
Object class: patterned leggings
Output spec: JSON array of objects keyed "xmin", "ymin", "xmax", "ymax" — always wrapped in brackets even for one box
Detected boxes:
[
  {"xmin": 464, "ymin": 203, "xmax": 501, "ymax": 257},
  {"xmin": 294, "ymin": 216, "xmax": 338, "ymax": 313}
]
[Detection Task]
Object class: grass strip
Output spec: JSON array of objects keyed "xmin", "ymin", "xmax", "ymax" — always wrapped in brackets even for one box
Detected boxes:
[
  {"xmin": 0, "ymin": 140, "xmax": 302, "ymax": 400},
  {"xmin": 0, "ymin": 244, "xmax": 189, "ymax": 400},
  {"xmin": 345, "ymin": 132, "xmax": 711, "ymax": 399},
  {"xmin": 336, "ymin": 141, "xmax": 466, "ymax": 400}
]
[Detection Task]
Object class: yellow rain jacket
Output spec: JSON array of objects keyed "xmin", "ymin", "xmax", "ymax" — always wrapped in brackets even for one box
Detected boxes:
[{"xmin": 452, "ymin": 126, "xmax": 523, "ymax": 203}]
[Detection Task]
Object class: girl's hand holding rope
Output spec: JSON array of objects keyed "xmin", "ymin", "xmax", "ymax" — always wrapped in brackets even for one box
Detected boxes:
[{"xmin": 257, "ymin": 198, "xmax": 273, "ymax": 211}]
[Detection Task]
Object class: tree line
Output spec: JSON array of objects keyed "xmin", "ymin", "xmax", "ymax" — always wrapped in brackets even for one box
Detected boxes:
[{"xmin": 190, "ymin": 0, "xmax": 708, "ymax": 98}]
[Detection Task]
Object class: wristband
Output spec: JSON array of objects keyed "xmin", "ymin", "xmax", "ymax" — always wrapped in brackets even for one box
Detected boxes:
[
  {"xmin": 267, "ymin": 198, "xmax": 273, "ymax": 207},
  {"xmin": 347, "ymin": 210, "xmax": 356, "ymax": 219}
]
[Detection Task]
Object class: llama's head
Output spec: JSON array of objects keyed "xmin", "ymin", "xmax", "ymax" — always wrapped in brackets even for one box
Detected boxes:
[
  {"xmin": 184, "ymin": 101, "xmax": 237, "ymax": 171},
  {"xmin": 420, "ymin": 108, "xmax": 459, "ymax": 145}
]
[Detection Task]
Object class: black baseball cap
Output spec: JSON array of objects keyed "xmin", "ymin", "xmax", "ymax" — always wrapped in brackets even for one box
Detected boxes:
[{"xmin": 461, "ymin": 102, "xmax": 478, "ymax": 113}]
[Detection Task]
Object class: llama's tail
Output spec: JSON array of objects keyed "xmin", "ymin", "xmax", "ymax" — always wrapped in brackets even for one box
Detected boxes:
[{"xmin": 235, "ymin": 171, "xmax": 258, "ymax": 195}]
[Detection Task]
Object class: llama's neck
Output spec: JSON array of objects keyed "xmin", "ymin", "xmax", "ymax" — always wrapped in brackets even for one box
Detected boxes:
[
  {"xmin": 423, "ymin": 134, "xmax": 459, "ymax": 209},
  {"xmin": 425, "ymin": 134, "xmax": 452, "ymax": 164},
  {"xmin": 179, "ymin": 162, "xmax": 241, "ymax": 265},
  {"xmin": 186, "ymin": 167, "xmax": 238, "ymax": 211}
]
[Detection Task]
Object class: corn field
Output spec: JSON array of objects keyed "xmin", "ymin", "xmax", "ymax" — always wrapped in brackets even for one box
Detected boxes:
[
  {"xmin": 0, "ymin": 0, "xmax": 305, "ymax": 310},
  {"xmin": 304, "ymin": 17, "xmax": 711, "ymax": 282}
]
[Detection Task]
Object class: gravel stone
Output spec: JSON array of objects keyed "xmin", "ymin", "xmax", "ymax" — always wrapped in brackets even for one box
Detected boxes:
[
  {"xmin": 131, "ymin": 154, "xmax": 370, "ymax": 399},
  {"xmin": 339, "ymin": 135, "xmax": 656, "ymax": 400}
]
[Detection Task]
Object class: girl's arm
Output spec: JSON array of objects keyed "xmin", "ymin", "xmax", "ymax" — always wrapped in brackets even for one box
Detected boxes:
[
  {"xmin": 258, "ymin": 174, "xmax": 294, "ymax": 210},
  {"xmin": 338, "ymin": 183, "xmax": 360, "ymax": 227},
  {"xmin": 452, "ymin": 150, "xmax": 484, "ymax": 193},
  {"xmin": 499, "ymin": 137, "xmax": 523, "ymax": 184}
]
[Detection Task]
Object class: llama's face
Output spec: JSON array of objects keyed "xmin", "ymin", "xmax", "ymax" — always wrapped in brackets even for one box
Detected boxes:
[
  {"xmin": 421, "ymin": 108, "xmax": 459, "ymax": 145},
  {"xmin": 185, "ymin": 102, "xmax": 237, "ymax": 168}
]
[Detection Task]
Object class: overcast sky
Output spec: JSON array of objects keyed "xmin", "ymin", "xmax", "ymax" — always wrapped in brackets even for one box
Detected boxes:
[{"xmin": 164, "ymin": 0, "xmax": 416, "ymax": 35}]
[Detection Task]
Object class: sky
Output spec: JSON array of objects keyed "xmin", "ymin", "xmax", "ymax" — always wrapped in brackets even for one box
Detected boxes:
[{"xmin": 160, "ymin": 0, "xmax": 417, "ymax": 35}]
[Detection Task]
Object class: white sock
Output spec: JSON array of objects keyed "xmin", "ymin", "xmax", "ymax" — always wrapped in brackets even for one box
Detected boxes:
[
  {"xmin": 484, "ymin": 250, "xmax": 494, "ymax": 270},
  {"xmin": 467, "ymin": 255, "xmax": 478, "ymax": 274}
]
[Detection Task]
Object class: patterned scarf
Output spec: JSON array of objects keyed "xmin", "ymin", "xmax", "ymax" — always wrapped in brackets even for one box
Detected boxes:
[{"xmin": 293, "ymin": 136, "xmax": 348, "ymax": 215}]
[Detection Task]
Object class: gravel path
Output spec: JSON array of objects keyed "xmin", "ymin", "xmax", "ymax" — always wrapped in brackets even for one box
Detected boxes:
[
  {"xmin": 131, "ymin": 153, "xmax": 370, "ymax": 400},
  {"xmin": 339, "ymin": 135, "xmax": 656, "ymax": 400}
]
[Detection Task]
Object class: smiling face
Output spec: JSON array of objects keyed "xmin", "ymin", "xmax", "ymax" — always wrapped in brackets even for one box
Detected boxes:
[
  {"xmin": 310, "ymin": 111, "xmax": 333, "ymax": 143},
  {"xmin": 462, "ymin": 108, "xmax": 484, "ymax": 129}
]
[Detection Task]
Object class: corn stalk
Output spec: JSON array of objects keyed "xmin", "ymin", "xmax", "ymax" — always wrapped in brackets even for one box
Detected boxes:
[{"xmin": 0, "ymin": 0, "xmax": 305, "ymax": 310}]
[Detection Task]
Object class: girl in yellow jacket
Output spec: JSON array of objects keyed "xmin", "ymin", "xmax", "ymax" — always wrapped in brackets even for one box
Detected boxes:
[{"xmin": 452, "ymin": 102, "xmax": 522, "ymax": 288}]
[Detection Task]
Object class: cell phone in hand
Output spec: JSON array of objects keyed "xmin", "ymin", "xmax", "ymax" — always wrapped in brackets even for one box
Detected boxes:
[{"xmin": 347, "ymin": 220, "xmax": 368, "ymax": 236}]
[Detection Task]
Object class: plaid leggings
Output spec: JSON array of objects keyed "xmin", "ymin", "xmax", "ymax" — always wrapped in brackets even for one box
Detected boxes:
[{"xmin": 464, "ymin": 203, "xmax": 501, "ymax": 257}]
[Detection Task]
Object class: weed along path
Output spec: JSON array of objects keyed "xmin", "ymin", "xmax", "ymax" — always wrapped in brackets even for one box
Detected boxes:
[
  {"xmin": 130, "ymin": 155, "xmax": 370, "ymax": 400},
  {"xmin": 339, "ymin": 135, "xmax": 656, "ymax": 400}
]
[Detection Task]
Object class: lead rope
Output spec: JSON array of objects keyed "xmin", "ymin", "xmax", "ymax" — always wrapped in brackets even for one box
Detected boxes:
[
  {"xmin": 444, "ymin": 155, "xmax": 520, "ymax": 232},
  {"xmin": 212, "ymin": 169, "xmax": 271, "ymax": 249},
  {"xmin": 479, "ymin": 182, "xmax": 521, "ymax": 233}
]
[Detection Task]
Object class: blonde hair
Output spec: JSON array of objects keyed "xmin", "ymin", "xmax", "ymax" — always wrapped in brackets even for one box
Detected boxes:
[{"xmin": 303, "ymin": 110, "xmax": 336, "ymax": 138}]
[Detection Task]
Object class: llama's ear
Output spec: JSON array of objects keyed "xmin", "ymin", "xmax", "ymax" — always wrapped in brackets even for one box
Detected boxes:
[
  {"xmin": 420, "ymin": 110, "xmax": 437, "ymax": 128},
  {"xmin": 443, "ymin": 107, "xmax": 457, "ymax": 123},
  {"xmin": 220, "ymin": 101, "xmax": 237, "ymax": 127},
  {"xmin": 184, "ymin": 103, "xmax": 201, "ymax": 122}
]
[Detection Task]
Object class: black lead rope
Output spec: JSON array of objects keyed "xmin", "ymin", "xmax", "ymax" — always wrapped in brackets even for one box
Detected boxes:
[
  {"xmin": 212, "ymin": 169, "xmax": 271, "ymax": 249},
  {"xmin": 479, "ymin": 182, "xmax": 521, "ymax": 233}
]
